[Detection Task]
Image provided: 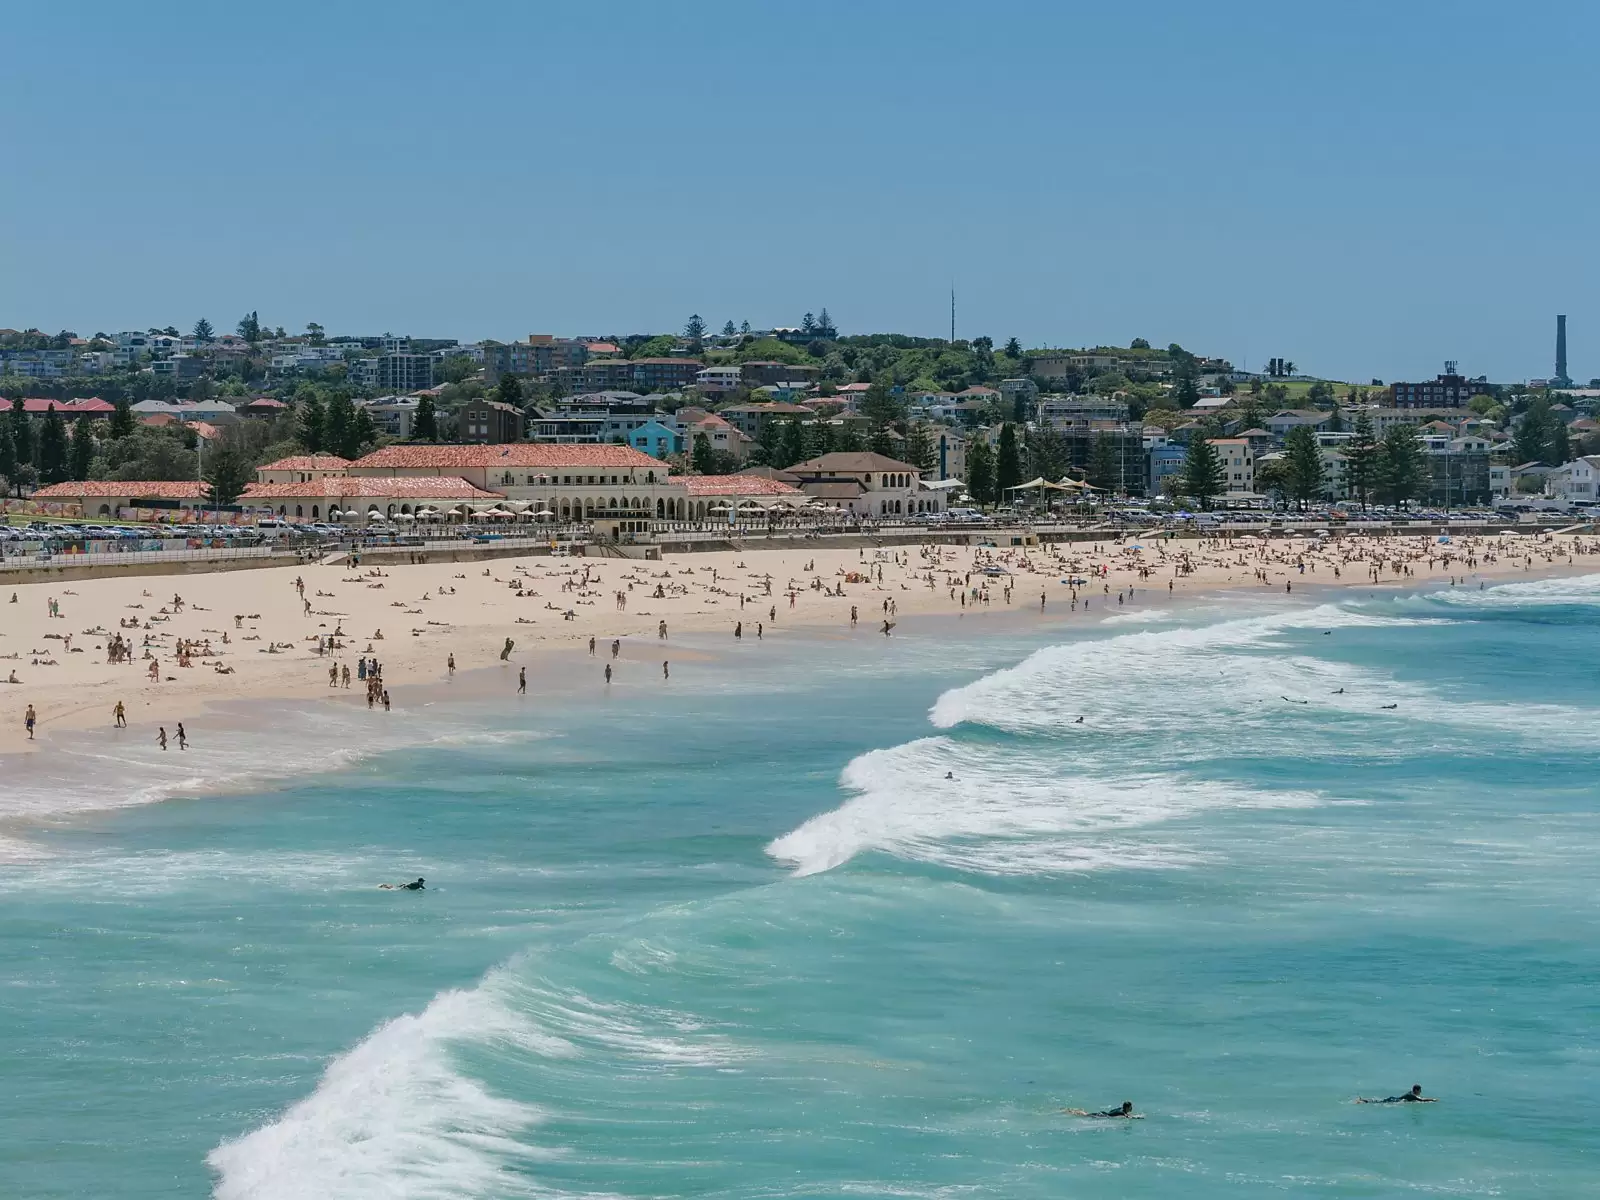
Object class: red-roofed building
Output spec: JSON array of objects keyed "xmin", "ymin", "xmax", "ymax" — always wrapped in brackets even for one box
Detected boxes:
[
  {"xmin": 238, "ymin": 397, "xmax": 289, "ymax": 418},
  {"xmin": 349, "ymin": 443, "xmax": 685, "ymax": 524},
  {"xmin": 17, "ymin": 397, "xmax": 115, "ymax": 420},
  {"xmin": 256, "ymin": 454, "xmax": 352, "ymax": 484},
  {"xmin": 675, "ymin": 474, "xmax": 806, "ymax": 522}
]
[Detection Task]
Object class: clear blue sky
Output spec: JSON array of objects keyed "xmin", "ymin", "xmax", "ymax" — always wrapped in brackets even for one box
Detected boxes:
[{"xmin": 4, "ymin": 1, "xmax": 1596, "ymax": 383}]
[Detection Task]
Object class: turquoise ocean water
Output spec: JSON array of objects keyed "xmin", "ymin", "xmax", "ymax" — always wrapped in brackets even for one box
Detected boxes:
[{"xmin": 2, "ymin": 576, "xmax": 1598, "ymax": 1198}]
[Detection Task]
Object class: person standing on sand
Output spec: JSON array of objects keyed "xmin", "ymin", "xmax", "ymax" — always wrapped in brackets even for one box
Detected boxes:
[
  {"xmin": 588, "ymin": 637, "xmax": 596, "ymax": 655},
  {"xmin": 500, "ymin": 637, "xmax": 514, "ymax": 661},
  {"xmin": 24, "ymin": 704, "xmax": 37, "ymax": 740},
  {"xmin": 157, "ymin": 726, "xmax": 167, "ymax": 750},
  {"xmin": 447, "ymin": 654, "xmax": 455, "ymax": 677},
  {"xmin": 342, "ymin": 663, "xmax": 351, "ymax": 688},
  {"xmin": 518, "ymin": 667, "xmax": 526, "ymax": 694},
  {"xmin": 113, "ymin": 701, "xmax": 126, "ymax": 728}
]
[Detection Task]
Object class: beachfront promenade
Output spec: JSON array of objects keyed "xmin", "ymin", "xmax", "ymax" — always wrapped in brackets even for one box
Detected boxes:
[{"xmin": 0, "ymin": 511, "xmax": 1583, "ymax": 580}]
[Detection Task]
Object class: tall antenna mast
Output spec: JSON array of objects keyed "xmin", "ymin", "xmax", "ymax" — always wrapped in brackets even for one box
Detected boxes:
[{"xmin": 950, "ymin": 286, "xmax": 956, "ymax": 343}]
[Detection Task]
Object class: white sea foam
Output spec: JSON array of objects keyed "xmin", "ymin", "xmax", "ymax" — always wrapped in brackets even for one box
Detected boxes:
[
  {"xmin": 209, "ymin": 983, "xmax": 562, "ymax": 1200},
  {"xmin": 1424, "ymin": 571, "xmax": 1600, "ymax": 608},
  {"xmin": 767, "ymin": 735, "xmax": 1318, "ymax": 877},
  {"xmin": 930, "ymin": 605, "xmax": 1431, "ymax": 736},
  {"xmin": 210, "ymin": 965, "xmax": 746, "ymax": 1199}
]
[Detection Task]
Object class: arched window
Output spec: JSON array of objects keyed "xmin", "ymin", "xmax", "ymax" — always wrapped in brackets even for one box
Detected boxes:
[
  {"xmin": 295, "ymin": 505, "xmax": 303, "ymax": 517},
  {"xmin": 646, "ymin": 470, "xmax": 656, "ymax": 484},
  {"xmin": 98, "ymin": 504, "xmax": 111, "ymax": 516},
  {"xmin": 312, "ymin": 505, "xmax": 320, "ymax": 519}
]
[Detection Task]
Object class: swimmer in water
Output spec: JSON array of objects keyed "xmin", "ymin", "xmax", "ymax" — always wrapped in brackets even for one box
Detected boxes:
[
  {"xmin": 1064, "ymin": 1101, "xmax": 1137, "ymax": 1118},
  {"xmin": 379, "ymin": 877, "xmax": 426, "ymax": 891},
  {"xmin": 1356, "ymin": 1084, "xmax": 1435, "ymax": 1104}
]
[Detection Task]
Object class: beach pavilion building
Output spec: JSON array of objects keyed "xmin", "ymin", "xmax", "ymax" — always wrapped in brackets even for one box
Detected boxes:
[
  {"xmin": 344, "ymin": 443, "xmax": 692, "ymax": 524},
  {"xmin": 783, "ymin": 451, "xmax": 944, "ymax": 518}
]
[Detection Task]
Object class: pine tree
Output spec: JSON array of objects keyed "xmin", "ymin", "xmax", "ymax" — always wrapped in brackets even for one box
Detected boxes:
[
  {"xmin": 1088, "ymin": 432, "xmax": 1118, "ymax": 492},
  {"xmin": 1174, "ymin": 374, "xmax": 1200, "ymax": 408},
  {"xmin": 68, "ymin": 418, "xmax": 94, "ymax": 479},
  {"xmin": 869, "ymin": 425, "xmax": 894, "ymax": 457},
  {"xmin": 995, "ymin": 423, "xmax": 1022, "ymax": 500},
  {"xmin": 1181, "ymin": 437, "xmax": 1226, "ymax": 509},
  {"xmin": 0, "ymin": 419, "xmax": 15, "ymax": 489},
  {"xmin": 192, "ymin": 317, "xmax": 214, "ymax": 343},
  {"xmin": 691, "ymin": 432, "xmax": 713, "ymax": 474},
  {"xmin": 722, "ymin": 321, "xmax": 737, "ymax": 338},
  {"xmin": 324, "ymin": 392, "xmax": 357, "ymax": 459},
  {"xmin": 495, "ymin": 374, "xmax": 523, "ymax": 408},
  {"xmin": 1284, "ymin": 425, "xmax": 1326, "ymax": 509},
  {"xmin": 1345, "ymin": 408, "xmax": 1378, "ymax": 509},
  {"xmin": 1513, "ymin": 396, "xmax": 1552, "ymax": 465},
  {"xmin": 413, "ymin": 393, "xmax": 438, "ymax": 441},
  {"xmin": 804, "ymin": 419, "xmax": 835, "ymax": 460},
  {"xmin": 298, "ymin": 392, "xmax": 325, "ymax": 453},
  {"xmin": 350, "ymin": 407, "xmax": 379, "ymax": 457},
  {"xmin": 110, "ymin": 396, "xmax": 135, "ymax": 439},
  {"xmin": 203, "ymin": 444, "xmax": 252, "ymax": 508},
  {"xmin": 816, "ymin": 308, "xmax": 835, "ymax": 338},
  {"xmin": 38, "ymin": 404, "xmax": 69, "ymax": 484},
  {"xmin": 10, "ymin": 395, "xmax": 32, "ymax": 466},
  {"xmin": 236, "ymin": 311, "xmax": 262, "ymax": 343},
  {"xmin": 905, "ymin": 423, "xmax": 934, "ymax": 473},
  {"xmin": 1004, "ymin": 337, "xmax": 1022, "ymax": 358},
  {"xmin": 779, "ymin": 418, "xmax": 805, "ymax": 469},
  {"xmin": 1379, "ymin": 424, "xmax": 1426, "ymax": 508},
  {"xmin": 966, "ymin": 439, "xmax": 995, "ymax": 505},
  {"xmin": 835, "ymin": 424, "xmax": 864, "ymax": 453},
  {"xmin": 683, "ymin": 314, "xmax": 706, "ymax": 349}
]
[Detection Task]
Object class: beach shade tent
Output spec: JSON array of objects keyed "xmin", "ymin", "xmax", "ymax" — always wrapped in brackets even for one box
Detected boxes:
[
  {"xmin": 708, "ymin": 503, "xmax": 733, "ymax": 512},
  {"xmin": 530, "ymin": 508, "xmax": 554, "ymax": 520},
  {"xmin": 737, "ymin": 500, "xmax": 767, "ymax": 511}
]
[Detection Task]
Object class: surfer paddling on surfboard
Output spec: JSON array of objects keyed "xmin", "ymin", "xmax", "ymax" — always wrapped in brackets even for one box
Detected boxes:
[{"xmin": 1063, "ymin": 1101, "xmax": 1139, "ymax": 1118}]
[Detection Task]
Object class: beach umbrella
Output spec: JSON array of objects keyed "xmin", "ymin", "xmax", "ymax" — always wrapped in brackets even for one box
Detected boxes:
[
  {"xmin": 708, "ymin": 503, "xmax": 732, "ymax": 512},
  {"xmin": 395, "ymin": 512, "xmax": 415, "ymax": 521}
]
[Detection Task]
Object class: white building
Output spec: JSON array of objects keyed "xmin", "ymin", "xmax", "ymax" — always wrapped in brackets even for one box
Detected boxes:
[
  {"xmin": 1545, "ymin": 456, "xmax": 1600, "ymax": 503},
  {"xmin": 1207, "ymin": 438, "xmax": 1255, "ymax": 494}
]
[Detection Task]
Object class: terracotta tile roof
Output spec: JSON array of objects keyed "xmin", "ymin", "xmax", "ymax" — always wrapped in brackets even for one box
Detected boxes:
[
  {"xmin": 33, "ymin": 480, "xmax": 208, "ymax": 499},
  {"xmin": 19, "ymin": 397, "xmax": 113, "ymax": 415},
  {"xmin": 258, "ymin": 454, "xmax": 352, "ymax": 472},
  {"xmin": 352, "ymin": 444, "xmax": 660, "ymax": 470},
  {"xmin": 678, "ymin": 474, "xmax": 801, "ymax": 496},
  {"xmin": 242, "ymin": 477, "xmax": 498, "ymax": 500},
  {"xmin": 788, "ymin": 451, "xmax": 920, "ymax": 474}
]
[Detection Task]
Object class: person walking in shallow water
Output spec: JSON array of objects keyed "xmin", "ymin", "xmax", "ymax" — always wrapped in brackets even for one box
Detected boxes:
[
  {"xmin": 157, "ymin": 726, "xmax": 167, "ymax": 751},
  {"xmin": 518, "ymin": 667, "xmax": 526, "ymax": 694},
  {"xmin": 113, "ymin": 701, "xmax": 126, "ymax": 728},
  {"xmin": 175, "ymin": 722, "xmax": 187, "ymax": 750}
]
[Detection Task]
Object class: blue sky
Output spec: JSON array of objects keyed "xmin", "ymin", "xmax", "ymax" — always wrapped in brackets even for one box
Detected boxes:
[{"xmin": 4, "ymin": 1, "xmax": 1596, "ymax": 383}]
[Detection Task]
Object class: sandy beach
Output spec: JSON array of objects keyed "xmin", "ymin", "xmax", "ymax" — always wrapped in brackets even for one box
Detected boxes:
[{"xmin": 2, "ymin": 530, "xmax": 1594, "ymax": 755}]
